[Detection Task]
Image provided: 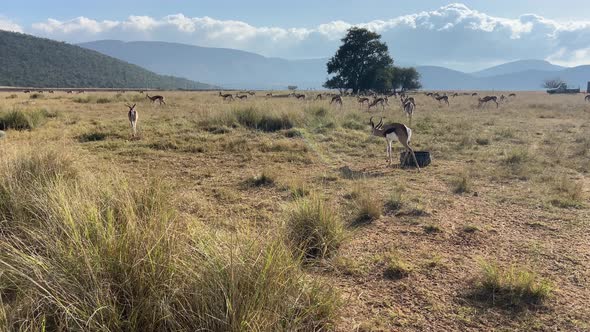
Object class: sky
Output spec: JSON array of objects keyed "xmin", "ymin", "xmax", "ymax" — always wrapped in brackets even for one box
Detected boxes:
[{"xmin": 2, "ymin": 1, "xmax": 590, "ymax": 71}]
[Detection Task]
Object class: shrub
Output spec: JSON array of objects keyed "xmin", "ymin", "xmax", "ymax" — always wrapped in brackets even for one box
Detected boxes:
[
  {"xmin": 234, "ymin": 107, "xmax": 294, "ymax": 132},
  {"xmin": 476, "ymin": 138, "xmax": 490, "ymax": 146},
  {"xmin": 244, "ymin": 171, "xmax": 276, "ymax": 188},
  {"xmin": 0, "ymin": 149, "xmax": 338, "ymax": 331},
  {"xmin": 29, "ymin": 93, "xmax": 44, "ymax": 99},
  {"xmin": 385, "ymin": 188, "xmax": 404, "ymax": 213},
  {"xmin": 503, "ymin": 148, "xmax": 530, "ymax": 165},
  {"xmin": 383, "ymin": 253, "xmax": 412, "ymax": 279},
  {"xmin": 5, "ymin": 94, "xmax": 18, "ymax": 99},
  {"xmin": 349, "ymin": 186, "xmax": 382, "ymax": 225},
  {"xmin": 423, "ymin": 224, "xmax": 442, "ymax": 234},
  {"xmin": 0, "ymin": 109, "xmax": 48, "ymax": 130},
  {"xmin": 475, "ymin": 260, "xmax": 553, "ymax": 307},
  {"xmin": 286, "ymin": 195, "xmax": 345, "ymax": 260},
  {"xmin": 96, "ymin": 97, "xmax": 112, "ymax": 104},
  {"xmin": 452, "ymin": 174, "xmax": 472, "ymax": 194}
]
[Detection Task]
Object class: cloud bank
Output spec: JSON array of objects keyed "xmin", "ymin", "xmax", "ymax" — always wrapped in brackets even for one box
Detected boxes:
[{"xmin": 5, "ymin": 3, "xmax": 590, "ymax": 70}]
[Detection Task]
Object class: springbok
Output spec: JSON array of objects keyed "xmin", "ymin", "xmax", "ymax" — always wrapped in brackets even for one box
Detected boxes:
[
  {"xmin": 330, "ymin": 95, "xmax": 343, "ymax": 107},
  {"xmin": 370, "ymin": 117, "xmax": 420, "ymax": 171},
  {"xmin": 126, "ymin": 104, "xmax": 138, "ymax": 137},
  {"xmin": 219, "ymin": 92, "xmax": 234, "ymax": 101},
  {"xmin": 368, "ymin": 97, "xmax": 387, "ymax": 111},
  {"xmin": 478, "ymin": 96, "xmax": 498, "ymax": 108},
  {"xmin": 146, "ymin": 94, "xmax": 166, "ymax": 105},
  {"xmin": 435, "ymin": 95, "xmax": 449, "ymax": 106}
]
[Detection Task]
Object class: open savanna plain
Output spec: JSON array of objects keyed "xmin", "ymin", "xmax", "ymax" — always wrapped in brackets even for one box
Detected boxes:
[{"xmin": 0, "ymin": 90, "xmax": 589, "ymax": 331}]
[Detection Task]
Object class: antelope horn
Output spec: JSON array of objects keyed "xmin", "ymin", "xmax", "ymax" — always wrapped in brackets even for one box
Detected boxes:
[
  {"xmin": 377, "ymin": 117, "xmax": 384, "ymax": 129},
  {"xmin": 370, "ymin": 116, "xmax": 375, "ymax": 128}
]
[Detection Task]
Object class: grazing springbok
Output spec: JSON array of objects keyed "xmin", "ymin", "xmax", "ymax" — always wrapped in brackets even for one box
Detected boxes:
[
  {"xmin": 66, "ymin": 90, "xmax": 73, "ymax": 94},
  {"xmin": 235, "ymin": 94, "xmax": 248, "ymax": 100},
  {"xmin": 472, "ymin": 92, "xmax": 478, "ymax": 97},
  {"xmin": 315, "ymin": 94, "xmax": 324, "ymax": 101},
  {"xmin": 266, "ymin": 92, "xmax": 273, "ymax": 98},
  {"xmin": 330, "ymin": 95, "xmax": 343, "ymax": 107},
  {"xmin": 294, "ymin": 93, "xmax": 306, "ymax": 100},
  {"xmin": 23, "ymin": 90, "xmax": 31, "ymax": 93},
  {"xmin": 370, "ymin": 117, "xmax": 420, "ymax": 171},
  {"xmin": 368, "ymin": 97, "xmax": 387, "ymax": 111},
  {"xmin": 509, "ymin": 93, "xmax": 516, "ymax": 98},
  {"xmin": 585, "ymin": 94, "xmax": 590, "ymax": 102},
  {"xmin": 435, "ymin": 95, "xmax": 449, "ymax": 106},
  {"xmin": 478, "ymin": 96, "xmax": 498, "ymax": 108},
  {"xmin": 126, "ymin": 104, "xmax": 138, "ymax": 137},
  {"xmin": 452, "ymin": 93, "xmax": 459, "ymax": 98},
  {"xmin": 146, "ymin": 94, "xmax": 165, "ymax": 105}
]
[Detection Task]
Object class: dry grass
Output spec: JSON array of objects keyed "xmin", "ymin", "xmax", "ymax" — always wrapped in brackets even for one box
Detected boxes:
[{"xmin": 0, "ymin": 90, "xmax": 588, "ymax": 331}]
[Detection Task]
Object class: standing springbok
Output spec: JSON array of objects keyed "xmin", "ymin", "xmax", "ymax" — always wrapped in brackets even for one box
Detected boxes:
[
  {"xmin": 126, "ymin": 104, "xmax": 138, "ymax": 137},
  {"xmin": 435, "ymin": 95, "xmax": 449, "ymax": 106},
  {"xmin": 478, "ymin": 96, "xmax": 498, "ymax": 108},
  {"xmin": 146, "ymin": 94, "xmax": 166, "ymax": 105},
  {"xmin": 400, "ymin": 96, "xmax": 416, "ymax": 126},
  {"xmin": 357, "ymin": 96, "xmax": 370, "ymax": 108},
  {"xmin": 370, "ymin": 117, "xmax": 420, "ymax": 171}
]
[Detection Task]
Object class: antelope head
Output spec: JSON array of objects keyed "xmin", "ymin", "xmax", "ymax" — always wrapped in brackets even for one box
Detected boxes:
[{"xmin": 369, "ymin": 116, "xmax": 384, "ymax": 135}]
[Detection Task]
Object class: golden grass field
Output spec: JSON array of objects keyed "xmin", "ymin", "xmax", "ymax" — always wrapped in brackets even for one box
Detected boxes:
[{"xmin": 1, "ymin": 90, "xmax": 589, "ymax": 331}]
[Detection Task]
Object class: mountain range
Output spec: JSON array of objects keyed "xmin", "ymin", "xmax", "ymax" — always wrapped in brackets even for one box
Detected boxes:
[
  {"xmin": 79, "ymin": 40, "xmax": 590, "ymax": 91},
  {"xmin": 0, "ymin": 31, "xmax": 215, "ymax": 89}
]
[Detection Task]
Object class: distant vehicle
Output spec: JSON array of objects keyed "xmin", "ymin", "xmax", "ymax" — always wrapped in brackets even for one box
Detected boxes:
[{"xmin": 546, "ymin": 87, "xmax": 580, "ymax": 94}]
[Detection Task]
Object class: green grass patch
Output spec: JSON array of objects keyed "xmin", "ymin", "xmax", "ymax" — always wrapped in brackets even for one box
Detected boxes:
[{"xmin": 474, "ymin": 260, "xmax": 553, "ymax": 307}]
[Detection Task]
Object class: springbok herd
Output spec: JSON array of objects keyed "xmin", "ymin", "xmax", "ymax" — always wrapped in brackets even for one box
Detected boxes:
[{"xmin": 10, "ymin": 88, "xmax": 590, "ymax": 169}]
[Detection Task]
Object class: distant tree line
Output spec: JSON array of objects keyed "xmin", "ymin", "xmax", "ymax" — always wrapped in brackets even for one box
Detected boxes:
[{"xmin": 324, "ymin": 27, "xmax": 421, "ymax": 94}]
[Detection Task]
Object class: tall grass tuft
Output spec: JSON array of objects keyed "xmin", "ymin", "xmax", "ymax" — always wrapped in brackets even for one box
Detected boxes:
[
  {"xmin": 0, "ymin": 109, "xmax": 48, "ymax": 130},
  {"xmin": 0, "ymin": 149, "xmax": 338, "ymax": 331},
  {"xmin": 286, "ymin": 194, "xmax": 345, "ymax": 260},
  {"xmin": 475, "ymin": 260, "xmax": 553, "ymax": 307},
  {"xmin": 234, "ymin": 107, "xmax": 294, "ymax": 132}
]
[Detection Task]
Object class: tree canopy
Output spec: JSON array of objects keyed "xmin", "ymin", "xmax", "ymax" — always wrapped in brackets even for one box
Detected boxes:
[
  {"xmin": 324, "ymin": 27, "xmax": 421, "ymax": 94},
  {"xmin": 324, "ymin": 28, "xmax": 393, "ymax": 94}
]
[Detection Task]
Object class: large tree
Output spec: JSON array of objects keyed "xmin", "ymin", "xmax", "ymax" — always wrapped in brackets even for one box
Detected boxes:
[
  {"xmin": 324, "ymin": 27, "xmax": 393, "ymax": 94},
  {"xmin": 392, "ymin": 67, "xmax": 422, "ymax": 92}
]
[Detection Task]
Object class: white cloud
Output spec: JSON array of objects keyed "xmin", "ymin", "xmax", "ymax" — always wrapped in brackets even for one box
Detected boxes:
[
  {"xmin": 19, "ymin": 3, "xmax": 590, "ymax": 69},
  {"xmin": 0, "ymin": 17, "xmax": 23, "ymax": 33}
]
